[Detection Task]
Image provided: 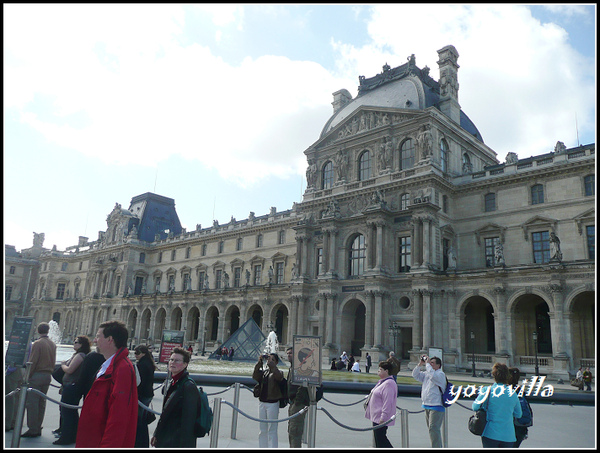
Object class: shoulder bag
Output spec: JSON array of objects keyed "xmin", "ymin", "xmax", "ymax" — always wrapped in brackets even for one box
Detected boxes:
[{"xmin": 468, "ymin": 393, "xmax": 489, "ymax": 436}]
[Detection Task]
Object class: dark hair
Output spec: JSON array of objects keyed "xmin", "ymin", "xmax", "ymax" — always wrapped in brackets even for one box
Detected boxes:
[
  {"xmin": 38, "ymin": 322, "xmax": 50, "ymax": 335},
  {"xmin": 76, "ymin": 335, "xmax": 91, "ymax": 354},
  {"xmin": 492, "ymin": 362, "xmax": 510, "ymax": 384},
  {"xmin": 378, "ymin": 361, "xmax": 392, "ymax": 373},
  {"xmin": 172, "ymin": 347, "xmax": 191, "ymax": 363},
  {"xmin": 430, "ymin": 356, "xmax": 442, "ymax": 367},
  {"xmin": 99, "ymin": 320, "xmax": 129, "ymax": 349},
  {"xmin": 268, "ymin": 353, "xmax": 279, "ymax": 363},
  {"xmin": 508, "ymin": 367, "xmax": 521, "ymax": 386},
  {"xmin": 135, "ymin": 344, "xmax": 158, "ymax": 370}
]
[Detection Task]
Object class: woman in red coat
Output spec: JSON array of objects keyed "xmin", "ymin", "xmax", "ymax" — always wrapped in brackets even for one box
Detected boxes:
[{"xmin": 76, "ymin": 321, "xmax": 139, "ymax": 448}]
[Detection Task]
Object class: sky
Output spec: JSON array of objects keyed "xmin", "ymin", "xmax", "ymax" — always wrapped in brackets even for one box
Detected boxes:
[{"xmin": 4, "ymin": 4, "xmax": 596, "ymax": 253}]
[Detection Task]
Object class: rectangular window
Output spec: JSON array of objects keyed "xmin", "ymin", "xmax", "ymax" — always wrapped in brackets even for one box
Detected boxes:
[
  {"xmin": 399, "ymin": 236, "xmax": 411, "ymax": 272},
  {"xmin": 201, "ymin": 244, "xmax": 207, "ymax": 256},
  {"xmin": 233, "ymin": 267, "xmax": 241, "ymax": 288},
  {"xmin": 9, "ymin": 266, "xmax": 16, "ymax": 274},
  {"xmin": 316, "ymin": 247, "xmax": 324, "ymax": 276},
  {"xmin": 279, "ymin": 230, "xmax": 286, "ymax": 244},
  {"xmin": 532, "ymin": 231, "xmax": 550, "ymax": 264},
  {"xmin": 218, "ymin": 241, "xmax": 224, "ymax": 254},
  {"xmin": 134, "ymin": 276, "xmax": 144, "ymax": 295},
  {"xmin": 139, "ymin": 252, "xmax": 146, "ymax": 264},
  {"xmin": 253, "ymin": 265, "xmax": 262, "ymax": 286},
  {"xmin": 61, "ymin": 262, "xmax": 68, "ymax": 271},
  {"xmin": 171, "ymin": 250, "xmax": 176, "ymax": 261},
  {"xmin": 56, "ymin": 283, "xmax": 66, "ymax": 300},
  {"xmin": 442, "ymin": 238, "xmax": 450, "ymax": 271},
  {"xmin": 186, "ymin": 247, "xmax": 191, "ymax": 259},
  {"xmin": 237, "ymin": 238, "xmax": 243, "ymax": 251},
  {"xmin": 79, "ymin": 262, "xmax": 83, "ymax": 270},
  {"xmin": 115, "ymin": 276, "xmax": 121, "ymax": 295},
  {"xmin": 584, "ymin": 175, "xmax": 595, "ymax": 196},
  {"xmin": 256, "ymin": 234, "xmax": 263, "ymax": 248},
  {"xmin": 198, "ymin": 271, "xmax": 205, "ymax": 290},
  {"xmin": 216, "ymin": 269, "xmax": 223, "ymax": 289},
  {"xmin": 485, "ymin": 237, "xmax": 500, "ymax": 267},
  {"xmin": 158, "ymin": 252, "xmax": 162, "ymax": 263},
  {"xmin": 586, "ymin": 225, "xmax": 595, "ymax": 259},
  {"xmin": 531, "ymin": 184, "xmax": 544, "ymax": 205},
  {"xmin": 5, "ymin": 285, "xmax": 13, "ymax": 301},
  {"xmin": 484, "ymin": 193, "xmax": 496, "ymax": 212},
  {"xmin": 275, "ymin": 262, "xmax": 284, "ymax": 284}
]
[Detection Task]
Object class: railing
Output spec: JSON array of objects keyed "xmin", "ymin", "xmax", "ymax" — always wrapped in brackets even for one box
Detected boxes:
[{"xmin": 519, "ymin": 356, "xmax": 551, "ymax": 367}]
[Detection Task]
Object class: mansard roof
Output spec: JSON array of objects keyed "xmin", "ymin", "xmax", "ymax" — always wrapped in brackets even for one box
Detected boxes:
[
  {"xmin": 320, "ymin": 56, "xmax": 483, "ymax": 143},
  {"xmin": 128, "ymin": 192, "xmax": 182, "ymax": 243}
]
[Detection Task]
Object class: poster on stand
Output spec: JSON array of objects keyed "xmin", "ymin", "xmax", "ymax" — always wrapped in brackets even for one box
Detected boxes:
[
  {"xmin": 291, "ymin": 335, "xmax": 322, "ymax": 386},
  {"xmin": 5, "ymin": 317, "xmax": 35, "ymax": 367},
  {"xmin": 158, "ymin": 330, "xmax": 185, "ymax": 364}
]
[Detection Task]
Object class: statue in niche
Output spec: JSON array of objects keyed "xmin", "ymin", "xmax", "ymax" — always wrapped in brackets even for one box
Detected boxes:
[
  {"xmin": 323, "ymin": 199, "xmax": 340, "ymax": 218},
  {"xmin": 245, "ymin": 269, "xmax": 251, "ymax": 286},
  {"xmin": 155, "ymin": 278, "xmax": 161, "ymax": 293},
  {"xmin": 334, "ymin": 150, "xmax": 348, "ymax": 182},
  {"xmin": 447, "ymin": 246, "xmax": 457, "ymax": 270},
  {"xmin": 129, "ymin": 224, "xmax": 138, "ymax": 239},
  {"xmin": 291, "ymin": 263, "xmax": 298, "ymax": 279},
  {"xmin": 378, "ymin": 136, "xmax": 392, "ymax": 172},
  {"xmin": 416, "ymin": 125, "xmax": 433, "ymax": 160},
  {"xmin": 33, "ymin": 232, "xmax": 45, "ymax": 247},
  {"xmin": 494, "ymin": 242, "xmax": 505, "ymax": 266},
  {"xmin": 549, "ymin": 232, "xmax": 562, "ymax": 262},
  {"xmin": 204, "ymin": 274, "xmax": 210, "ymax": 290},
  {"xmin": 268, "ymin": 266, "xmax": 274, "ymax": 284},
  {"xmin": 306, "ymin": 158, "xmax": 318, "ymax": 188},
  {"xmin": 223, "ymin": 272, "xmax": 230, "ymax": 288}
]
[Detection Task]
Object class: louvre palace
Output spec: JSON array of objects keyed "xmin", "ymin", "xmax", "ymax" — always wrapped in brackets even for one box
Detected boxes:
[{"xmin": 5, "ymin": 45, "xmax": 595, "ymax": 378}]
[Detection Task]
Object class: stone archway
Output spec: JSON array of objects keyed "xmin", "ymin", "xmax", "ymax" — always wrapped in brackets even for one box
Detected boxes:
[
  {"xmin": 186, "ymin": 307, "xmax": 200, "ymax": 344},
  {"xmin": 140, "ymin": 308, "xmax": 152, "ymax": 344},
  {"xmin": 463, "ymin": 296, "xmax": 495, "ymax": 354},
  {"xmin": 171, "ymin": 307, "xmax": 183, "ymax": 331},
  {"xmin": 153, "ymin": 308, "xmax": 166, "ymax": 341},
  {"xmin": 341, "ymin": 299, "xmax": 366, "ymax": 358},
  {"xmin": 206, "ymin": 306, "xmax": 219, "ymax": 342},
  {"xmin": 272, "ymin": 304, "xmax": 289, "ymax": 345},
  {"xmin": 570, "ymin": 291, "xmax": 595, "ymax": 364},
  {"xmin": 513, "ymin": 294, "xmax": 553, "ymax": 357},
  {"xmin": 248, "ymin": 304, "xmax": 263, "ymax": 331}
]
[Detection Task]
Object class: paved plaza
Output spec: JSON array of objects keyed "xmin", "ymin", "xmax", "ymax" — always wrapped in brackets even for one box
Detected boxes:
[{"xmin": 5, "ymin": 369, "xmax": 596, "ymax": 449}]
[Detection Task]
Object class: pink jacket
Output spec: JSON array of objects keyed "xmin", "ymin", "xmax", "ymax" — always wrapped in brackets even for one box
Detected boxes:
[{"xmin": 365, "ymin": 376, "xmax": 397, "ymax": 426}]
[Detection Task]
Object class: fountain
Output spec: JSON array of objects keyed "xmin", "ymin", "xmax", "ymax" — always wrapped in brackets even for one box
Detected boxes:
[
  {"xmin": 48, "ymin": 320, "xmax": 63, "ymax": 345},
  {"xmin": 264, "ymin": 330, "xmax": 279, "ymax": 355}
]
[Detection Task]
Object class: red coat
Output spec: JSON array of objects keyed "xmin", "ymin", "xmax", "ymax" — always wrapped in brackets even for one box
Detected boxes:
[{"xmin": 75, "ymin": 347, "xmax": 138, "ymax": 448}]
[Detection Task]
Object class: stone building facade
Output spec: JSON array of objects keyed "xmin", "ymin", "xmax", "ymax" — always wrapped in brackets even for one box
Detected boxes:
[{"xmin": 11, "ymin": 45, "xmax": 595, "ymax": 378}]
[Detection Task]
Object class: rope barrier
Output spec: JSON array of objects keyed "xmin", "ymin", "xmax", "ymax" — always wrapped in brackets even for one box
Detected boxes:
[
  {"xmin": 321, "ymin": 394, "xmax": 368, "ymax": 407},
  {"xmin": 317, "ymin": 406, "xmax": 398, "ymax": 432},
  {"xmin": 220, "ymin": 400, "xmax": 308, "ymax": 424},
  {"xmin": 206, "ymin": 385, "xmax": 233, "ymax": 396},
  {"xmin": 6, "ymin": 388, "xmax": 21, "ymax": 399}
]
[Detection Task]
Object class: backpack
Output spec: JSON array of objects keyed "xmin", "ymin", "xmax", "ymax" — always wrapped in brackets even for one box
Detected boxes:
[
  {"xmin": 438, "ymin": 378, "xmax": 453, "ymax": 408},
  {"xmin": 186, "ymin": 378, "xmax": 213, "ymax": 437},
  {"xmin": 514, "ymin": 397, "xmax": 533, "ymax": 427}
]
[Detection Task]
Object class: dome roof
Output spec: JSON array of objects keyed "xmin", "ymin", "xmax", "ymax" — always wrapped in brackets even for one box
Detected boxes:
[{"xmin": 320, "ymin": 60, "xmax": 483, "ymax": 143}]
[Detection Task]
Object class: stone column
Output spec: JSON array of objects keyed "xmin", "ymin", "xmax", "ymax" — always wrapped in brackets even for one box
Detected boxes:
[
  {"xmin": 318, "ymin": 295, "xmax": 326, "ymax": 342},
  {"xmin": 548, "ymin": 284, "xmax": 567, "ymax": 355},
  {"xmin": 329, "ymin": 228, "xmax": 338, "ymax": 275},
  {"xmin": 373, "ymin": 291, "xmax": 384, "ymax": 347},
  {"xmin": 295, "ymin": 235, "xmax": 303, "ymax": 278},
  {"xmin": 412, "ymin": 289, "xmax": 423, "ymax": 350},
  {"xmin": 106, "ymin": 268, "xmax": 116, "ymax": 297},
  {"xmin": 494, "ymin": 287, "xmax": 509, "ymax": 355},
  {"xmin": 322, "ymin": 230, "xmax": 330, "ymax": 273},
  {"xmin": 364, "ymin": 292, "xmax": 373, "ymax": 349},
  {"xmin": 375, "ymin": 220, "xmax": 385, "ymax": 271},
  {"xmin": 423, "ymin": 218, "xmax": 431, "ymax": 268},
  {"xmin": 422, "ymin": 289, "xmax": 432, "ymax": 350},
  {"xmin": 413, "ymin": 218, "xmax": 422, "ymax": 267},
  {"xmin": 325, "ymin": 293, "xmax": 335, "ymax": 346},
  {"xmin": 297, "ymin": 296, "xmax": 306, "ymax": 336},
  {"xmin": 94, "ymin": 270, "xmax": 102, "ymax": 297},
  {"xmin": 367, "ymin": 221, "xmax": 376, "ymax": 270}
]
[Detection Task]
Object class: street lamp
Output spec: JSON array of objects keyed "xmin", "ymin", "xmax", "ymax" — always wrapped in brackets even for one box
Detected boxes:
[
  {"xmin": 388, "ymin": 324, "xmax": 400, "ymax": 355},
  {"xmin": 202, "ymin": 327, "xmax": 207, "ymax": 356},
  {"xmin": 532, "ymin": 331, "xmax": 539, "ymax": 376},
  {"xmin": 470, "ymin": 331, "xmax": 476, "ymax": 377}
]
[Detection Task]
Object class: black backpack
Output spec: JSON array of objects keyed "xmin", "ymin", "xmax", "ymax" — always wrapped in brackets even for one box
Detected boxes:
[{"xmin": 186, "ymin": 377, "xmax": 213, "ymax": 437}]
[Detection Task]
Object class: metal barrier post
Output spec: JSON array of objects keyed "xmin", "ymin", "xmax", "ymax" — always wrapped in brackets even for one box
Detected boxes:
[
  {"xmin": 11, "ymin": 363, "xmax": 32, "ymax": 449},
  {"xmin": 443, "ymin": 408, "xmax": 449, "ymax": 448},
  {"xmin": 230, "ymin": 382, "xmax": 240, "ymax": 439},
  {"xmin": 307, "ymin": 385, "xmax": 317, "ymax": 448},
  {"xmin": 401, "ymin": 408, "xmax": 409, "ymax": 448},
  {"xmin": 210, "ymin": 397, "xmax": 222, "ymax": 448}
]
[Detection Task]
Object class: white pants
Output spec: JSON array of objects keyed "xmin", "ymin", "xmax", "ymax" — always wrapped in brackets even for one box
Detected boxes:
[{"xmin": 258, "ymin": 401, "xmax": 280, "ymax": 447}]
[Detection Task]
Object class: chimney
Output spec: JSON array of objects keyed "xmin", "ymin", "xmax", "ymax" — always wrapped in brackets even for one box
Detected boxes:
[
  {"xmin": 332, "ymin": 89, "xmax": 352, "ymax": 114},
  {"xmin": 437, "ymin": 45, "xmax": 461, "ymax": 124}
]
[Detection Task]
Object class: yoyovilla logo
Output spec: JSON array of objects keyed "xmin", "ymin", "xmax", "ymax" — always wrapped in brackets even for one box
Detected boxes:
[{"xmin": 445, "ymin": 376, "xmax": 554, "ymax": 405}]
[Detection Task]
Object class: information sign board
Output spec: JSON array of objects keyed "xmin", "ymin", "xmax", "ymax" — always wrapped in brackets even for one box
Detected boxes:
[
  {"xmin": 158, "ymin": 330, "xmax": 185, "ymax": 364},
  {"xmin": 5, "ymin": 317, "xmax": 35, "ymax": 367},
  {"xmin": 291, "ymin": 335, "xmax": 322, "ymax": 386}
]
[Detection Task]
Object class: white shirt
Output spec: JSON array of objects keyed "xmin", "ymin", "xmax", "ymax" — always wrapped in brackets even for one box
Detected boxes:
[
  {"xmin": 351, "ymin": 362, "xmax": 361, "ymax": 372},
  {"xmin": 96, "ymin": 353, "xmax": 116, "ymax": 378}
]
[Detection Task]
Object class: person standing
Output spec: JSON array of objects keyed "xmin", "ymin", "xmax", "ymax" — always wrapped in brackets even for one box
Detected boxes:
[
  {"xmin": 228, "ymin": 347, "xmax": 235, "ymax": 361},
  {"xmin": 5, "ymin": 365, "xmax": 23, "ymax": 432},
  {"xmin": 365, "ymin": 353, "xmax": 372, "ymax": 374},
  {"xmin": 151, "ymin": 348, "xmax": 199, "ymax": 448},
  {"xmin": 576, "ymin": 367, "xmax": 584, "ymax": 390},
  {"xmin": 21, "ymin": 322, "xmax": 56, "ymax": 438},
  {"xmin": 508, "ymin": 367, "xmax": 532, "ymax": 448},
  {"xmin": 365, "ymin": 361, "xmax": 397, "ymax": 447},
  {"xmin": 582, "ymin": 367, "xmax": 593, "ymax": 391},
  {"xmin": 253, "ymin": 353, "xmax": 284, "ymax": 447},
  {"xmin": 286, "ymin": 347, "xmax": 309, "ymax": 448},
  {"xmin": 76, "ymin": 320, "xmax": 138, "ymax": 448},
  {"xmin": 386, "ymin": 351, "xmax": 401, "ymax": 381},
  {"xmin": 472, "ymin": 362, "xmax": 522, "ymax": 448},
  {"xmin": 53, "ymin": 335, "xmax": 91, "ymax": 445},
  {"xmin": 411, "ymin": 355, "xmax": 447, "ymax": 448},
  {"xmin": 134, "ymin": 345, "xmax": 158, "ymax": 448}
]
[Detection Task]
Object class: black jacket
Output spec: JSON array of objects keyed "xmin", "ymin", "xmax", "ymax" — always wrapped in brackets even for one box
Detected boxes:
[
  {"xmin": 136, "ymin": 356, "xmax": 155, "ymax": 399},
  {"xmin": 76, "ymin": 351, "xmax": 105, "ymax": 400},
  {"xmin": 153, "ymin": 371, "xmax": 199, "ymax": 447}
]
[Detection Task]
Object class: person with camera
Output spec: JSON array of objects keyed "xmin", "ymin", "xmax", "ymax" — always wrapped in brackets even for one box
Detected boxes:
[
  {"xmin": 412, "ymin": 355, "xmax": 447, "ymax": 448},
  {"xmin": 252, "ymin": 353, "xmax": 284, "ymax": 448}
]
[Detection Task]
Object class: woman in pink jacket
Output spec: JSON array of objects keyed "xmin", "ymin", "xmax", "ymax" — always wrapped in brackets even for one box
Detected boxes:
[{"xmin": 365, "ymin": 361, "xmax": 398, "ymax": 447}]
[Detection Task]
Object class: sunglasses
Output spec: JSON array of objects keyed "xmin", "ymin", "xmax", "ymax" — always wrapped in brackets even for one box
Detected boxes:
[{"xmin": 74, "ymin": 341, "xmax": 80, "ymax": 344}]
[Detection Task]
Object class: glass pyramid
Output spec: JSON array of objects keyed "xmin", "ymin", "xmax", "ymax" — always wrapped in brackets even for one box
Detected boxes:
[{"xmin": 208, "ymin": 317, "xmax": 267, "ymax": 362}]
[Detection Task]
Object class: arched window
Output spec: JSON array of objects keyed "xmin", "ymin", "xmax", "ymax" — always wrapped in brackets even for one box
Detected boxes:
[
  {"xmin": 349, "ymin": 234, "xmax": 366, "ymax": 277},
  {"xmin": 400, "ymin": 139, "xmax": 415, "ymax": 171},
  {"xmin": 358, "ymin": 151, "xmax": 371, "ymax": 181},
  {"xmin": 322, "ymin": 161, "xmax": 334, "ymax": 190},
  {"xmin": 462, "ymin": 153, "xmax": 472, "ymax": 173},
  {"xmin": 440, "ymin": 139, "xmax": 449, "ymax": 173}
]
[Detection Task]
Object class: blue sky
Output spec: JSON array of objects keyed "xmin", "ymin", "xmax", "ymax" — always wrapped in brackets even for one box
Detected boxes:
[{"xmin": 4, "ymin": 4, "xmax": 596, "ymax": 252}]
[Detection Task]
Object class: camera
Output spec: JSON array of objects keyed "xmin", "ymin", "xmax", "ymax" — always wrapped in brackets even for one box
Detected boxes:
[
  {"xmin": 421, "ymin": 355, "xmax": 428, "ymax": 362},
  {"xmin": 262, "ymin": 354, "xmax": 269, "ymax": 360}
]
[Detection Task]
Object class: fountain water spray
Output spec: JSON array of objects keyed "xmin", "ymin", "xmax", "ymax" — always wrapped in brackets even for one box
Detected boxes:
[
  {"xmin": 264, "ymin": 331, "xmax": 279, "ymax": 355},
  {"xmin": 48, "ymin": 320, "xmax": 63, "ymax": 345}
]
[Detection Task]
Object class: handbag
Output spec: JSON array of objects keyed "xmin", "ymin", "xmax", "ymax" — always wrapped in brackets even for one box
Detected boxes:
[
  {"xmin": 363, "ymin": 392, "xmax": 373, "ymax": 411},
  {"xmin": 468, "ymin": 394, "xmax": 489, "ymax": 436},
  {"xmin": 52, "ymin": 364, "xmax": 65, "ymax": 385}
]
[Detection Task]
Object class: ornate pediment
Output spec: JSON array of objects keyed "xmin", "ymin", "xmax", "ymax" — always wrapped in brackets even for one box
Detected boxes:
[
  {"xmin": 573, "ymin": 208, "xmax": 595, "ymax": 235},
  {"xmin": 521, "ymin": 216, "xmax": 558, "ymax": 241},
  {"xmin": 474, "ymin": 223, "xmax": 507, "ymax": 245}
]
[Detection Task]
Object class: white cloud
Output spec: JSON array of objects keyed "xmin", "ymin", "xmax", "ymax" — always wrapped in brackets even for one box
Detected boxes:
[{"xmin": 335, "ymin": 4, "xmax": 595, "ymax": 159}]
